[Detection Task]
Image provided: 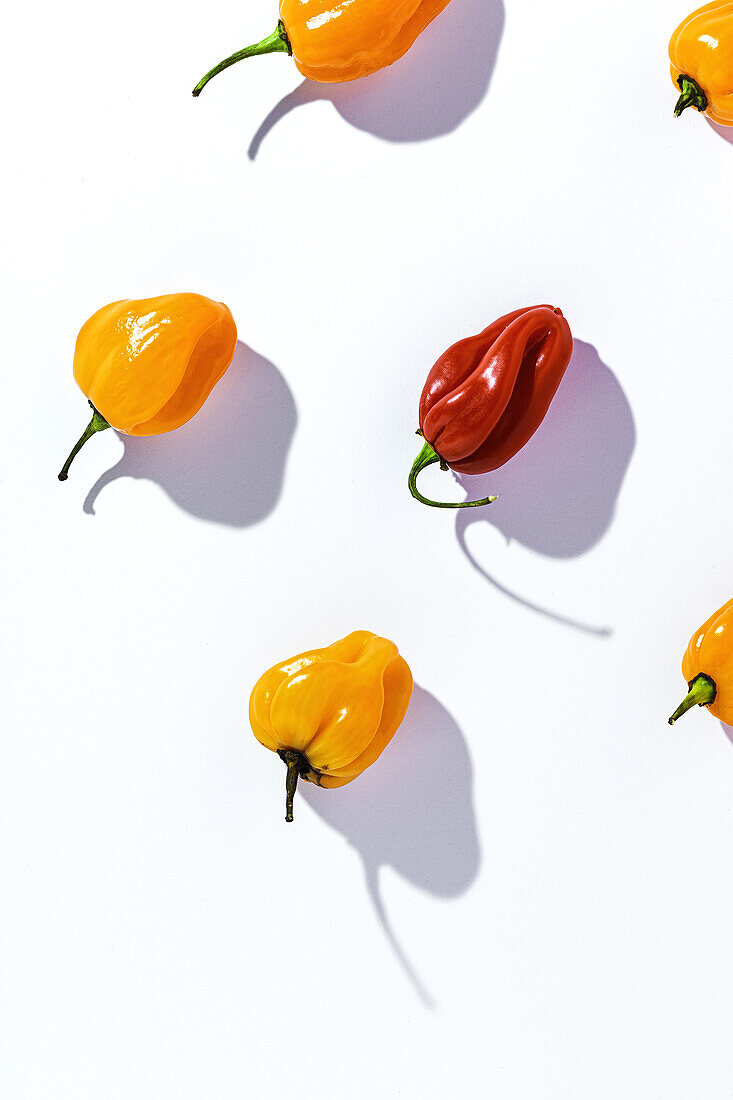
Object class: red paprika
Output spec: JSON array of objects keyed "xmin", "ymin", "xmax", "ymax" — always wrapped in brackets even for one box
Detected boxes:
[{"xmin": 409, "ymin": 305, "xmax": 574, "ymax": 509}]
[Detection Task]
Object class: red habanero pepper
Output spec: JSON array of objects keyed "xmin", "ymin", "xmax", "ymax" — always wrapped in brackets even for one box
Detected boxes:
[{"xmin": 408, "ymin": 305, "xmax": 574, "ymax": 509}]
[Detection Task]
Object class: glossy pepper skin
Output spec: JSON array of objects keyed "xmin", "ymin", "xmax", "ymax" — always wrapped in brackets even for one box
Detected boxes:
[
  {"xmin": 669, "ymin": 598, "xmax": 733, "ymax": 725},
  {"xmin": 669, "ymin": 3, "xmax": 733, "ymax": 124},
  {"xmin": 58, "ymin": 293, "xmax": 237, "ymax": 482},
  {"xmin": 409, "ymin": 305, "xmax": 574, "ymax": 509},
  {"xmin": 250, "ymin": 631, "xmax": 413, "ymax": 822},
  {"xmin": 192, "ymin": 0, "xmax": 452, "ymax": 97}
]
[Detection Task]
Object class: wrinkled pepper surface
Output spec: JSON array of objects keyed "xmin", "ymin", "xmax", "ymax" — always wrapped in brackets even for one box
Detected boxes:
[
  {"xmin": 58, "ymin": 293, "xmax": 237, "ymax": 481},
  {"xmin": 250, "ymin": 631, "xmax": 413, "ymax": 822},
  {"xmin": 409, "ymin": 305, "xmax": 573, "ymax": 509},
  {"xmin": 669, "ymin": 3, "xmax": 733, "ymax": 124},
  {"xmin": 193, "ymin": 0, "xmax": 453, "ymax": 96},
  {"xmin": 669, "ymin": 598, "xmax": 733, "ymax": 725}
]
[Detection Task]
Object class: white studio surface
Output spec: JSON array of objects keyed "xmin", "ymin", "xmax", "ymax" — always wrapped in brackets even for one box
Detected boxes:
[{"xmin": 3, "ymin": 0, "xmax": 733, "ymax": 1096}]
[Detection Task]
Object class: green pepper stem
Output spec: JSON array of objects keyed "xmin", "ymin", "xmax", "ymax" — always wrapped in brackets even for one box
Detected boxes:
[
  {"xmin": 192, "ymin": 22, "xmax": 292, "ymax": 97},
  {"xmin": 674, "ymin": 74, "xmax": 708, "ymax": 117},
  {"xmin": 408, "ymin": 438, "xmax": 497, "ymax": 510},
  {"xmin": 668, "ymin": 673, "xmax": 717, "ymax": 725},
  {"xmin": 58, "ymin": 401, "xmax": 110, "ymax": 481},
  {"xmin": 278, "ymin": 750, "xmax": 307, "ymax": 823}
]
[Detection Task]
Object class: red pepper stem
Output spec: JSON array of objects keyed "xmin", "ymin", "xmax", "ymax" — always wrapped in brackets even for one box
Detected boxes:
[
  {"xmin": 192, "ymin": 22, "xmax": 292, "ymax": 97},
  {"xmin": 668, "ymin": 673, "xmax": 717, "ymax": 725},
  {"xmin": 278, "ymin": 750, "xmax": 307, "ymax": 823},
  {"xmin": 674, "ymin": 74, "xmax": 708, "ymax": 117},
  {"xmin": 57, "ymin": 401, "xmax": 110, "ymax": 482},
  {"xmin": 408, "ymin": 439, "xmax": 497, "ymax": 510}
]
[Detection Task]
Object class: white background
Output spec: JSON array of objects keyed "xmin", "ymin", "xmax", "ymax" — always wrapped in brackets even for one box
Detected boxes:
[{"xmin": 4, "ymin": 0, "xmax": 733, "ymax": 1096}]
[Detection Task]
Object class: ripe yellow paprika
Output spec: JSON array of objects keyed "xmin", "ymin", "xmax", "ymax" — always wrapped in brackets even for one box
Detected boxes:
[
  {"xmin": 193, "ymin": 0, "xmax": 453, "ymax": 97},
  {"xmin": 250, "ymin": 631, "xmax": 413, "ymax": 822},
  {"xmin": 669, "ymin": 597, "xmax": 733, "ymax": 725},
  {"xmin": 58, "ymin": 293, "xmax": 237, "ymax": 481},
  {"xmin": 669, "ymin": 3, "xmax": 733, "ymax": 124}
]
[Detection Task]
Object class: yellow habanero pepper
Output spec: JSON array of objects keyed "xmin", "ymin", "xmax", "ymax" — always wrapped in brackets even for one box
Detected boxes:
[
  {"xmin": 193, "ymin": 0, "xmax": 453, "ymax": 97},
  {"xmin": 58, "ymin": 294, "xmax": 237, "ymax": 482},
  {"xmin": 669, "ymin": 598, "xmax": 733, "ymax": 725},
  {"xmin": 669, "ymin": 3, "xmax": 733, "ymax": 124},
  {"xmin": 250, "ymin": 631, "xmax": 413, "ymax": 822}
]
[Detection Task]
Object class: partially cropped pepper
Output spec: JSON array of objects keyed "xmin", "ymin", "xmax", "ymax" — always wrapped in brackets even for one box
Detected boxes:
[
  {"xmin": 409, "ymin": 305, "xmax": 573, "ymax": 509},
  {"xmin": 193, "ymin": 0, "xmax": 452, "ymax": 97},
  {"xmin": 58, "ymin": 293, "xmax": 237, "ymax": 482},
  {"xmin": 669, "ymin": 598, "xmax": 733, "ymax": 725},
  {"xmin": 669, "ymin": 3, "xmax": 733, "ymax": 124},
  {"xmin": 250, "ymin": 631, "xmax": 413, "ymax": 822}
]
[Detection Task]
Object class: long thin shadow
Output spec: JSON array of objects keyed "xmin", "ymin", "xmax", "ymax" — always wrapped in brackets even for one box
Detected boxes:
[
  {"xmin": 453, "ymin": 340, "xmax": 635, "ymax": 634},
  {"xmin": 82, "ymin": 343, "xmax": 297, "ymax": 527},
  {"xmin": 301, "ymin": 685, "xmax": 479, "ymax": 1007},
  {"xmin": 456, "ymin": 522, "xmax": 612, "ymax": 637},
  {"xmin": 363, "ymin": 861, "xmax": 434, "ymax": 1008},
  {"xmin": 248, "ymin": 0, "xmax": 504, "ymax": 158},
  {"xmin": 249, "ymin": 82, "xmax": 323, "ymax": 159}
]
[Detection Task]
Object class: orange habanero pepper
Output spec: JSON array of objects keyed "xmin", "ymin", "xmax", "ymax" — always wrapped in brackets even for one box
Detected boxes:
[
  {"xmin": 669, "ymin": 598, "xmax": 733, "ymax": 726},
  {"xmin": 193, "ymin": 0, "xmax": 453, "ymax": 97},
  {"xmin": 250, "ymin": 631, "xmax": 413, "ymax": 822},
  {"xmin": 58, "ymin": 293, "xmax": 237, "ymax": 482},
  {"xmin": 669, "ymin": 3, "xmax": 733, "ymax": 124}
]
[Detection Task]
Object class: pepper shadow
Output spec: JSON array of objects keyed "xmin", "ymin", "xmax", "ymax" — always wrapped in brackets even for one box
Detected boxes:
[
  {"xmin": 248, "ymin": 0, "xmax": 504, "ymax": 158},
  {"xmin": 83, "ymin": 342, "xmax": 297, "ymax": 526},
  {"xmin": 300, "ymin": 685, "xmax": 480, "ymax": 1008},
  {"xmin": 706, "ymin": 118, "xmax": 733, "ymax": 145},
  {"xmin": 454, "ymin": 340, "xmax": 635, "ymax": 634}
]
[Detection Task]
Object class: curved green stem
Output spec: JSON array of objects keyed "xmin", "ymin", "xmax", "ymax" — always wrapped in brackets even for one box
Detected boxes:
[
  {"xmin": 278, "ymin": 750, "xmax": 307, "ymax": 823},
  {"xmin": 408, "ymin": 438, "xmax": 497, "ymax": 510},
  {"xmin": 674, "ymin": 74, "xmax": 708, "ymax": 117},
  {"xmin": 668, "ymin": 673, "xmax": 717, "ymax": 725},
  {"xmin": 192, "ymin": 22, "xmax": 292, "ymax": 97},
  {"xmin": 58, "ymin": 401, "xmax": 110, "ymax": 481}
]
